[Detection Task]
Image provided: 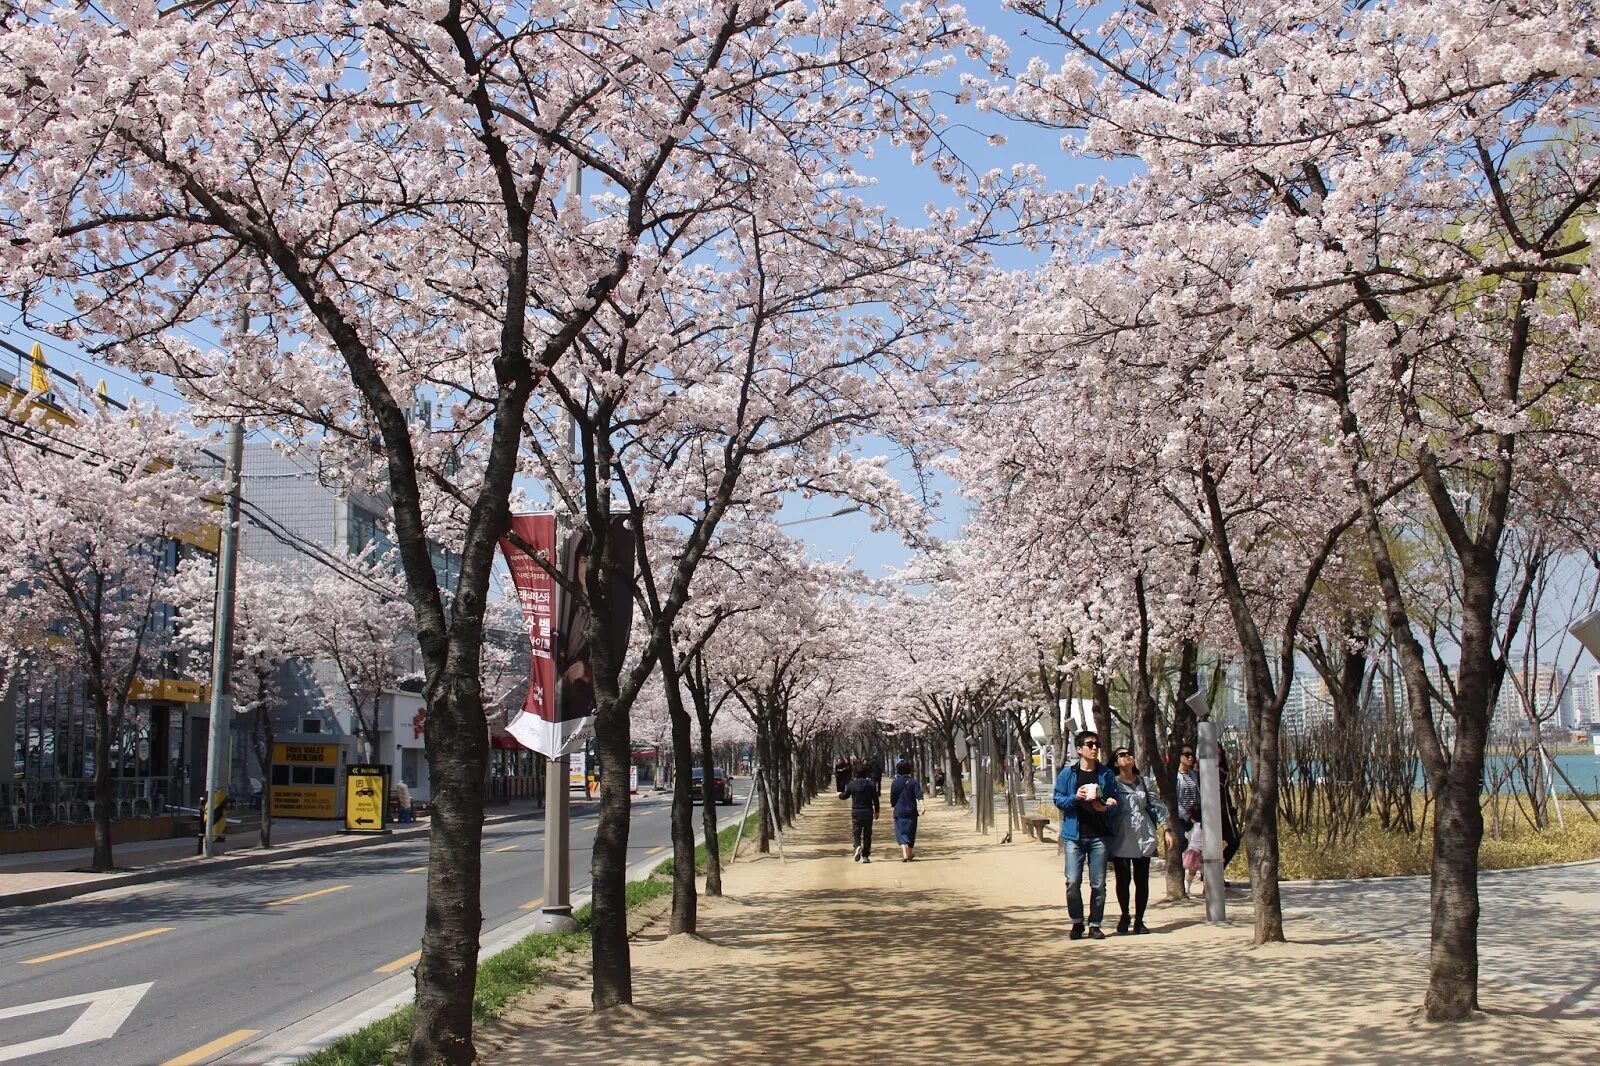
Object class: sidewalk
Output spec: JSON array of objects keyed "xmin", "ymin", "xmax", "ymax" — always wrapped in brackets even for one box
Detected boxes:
[
  {"xmin": 0, "ymin": 797, "xmax": 551, "ymax": 907},
  {"xmin": 475, "ymin": 798, "xmax": 1600, "ymax": 1066}
]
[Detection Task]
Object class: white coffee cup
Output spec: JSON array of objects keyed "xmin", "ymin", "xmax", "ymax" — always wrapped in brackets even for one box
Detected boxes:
[{"xmin": 1082, "ymin": 783, "xmax": 1098, "ymax": 801}]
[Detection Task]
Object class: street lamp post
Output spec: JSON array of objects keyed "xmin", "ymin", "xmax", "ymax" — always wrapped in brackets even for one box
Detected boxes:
[{"xmin": 536, "ymin": 162, "xmax": 585, "ymax": 935}]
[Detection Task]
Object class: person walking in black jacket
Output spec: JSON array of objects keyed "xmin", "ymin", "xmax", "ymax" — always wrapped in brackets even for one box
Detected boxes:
[
  {"xmin": 833, "ymin": 756, "xmax": 851, "ymax": 795},
  {"xmin": 839, "ymin": 759, "xmax": 880, "ymax": 863}
]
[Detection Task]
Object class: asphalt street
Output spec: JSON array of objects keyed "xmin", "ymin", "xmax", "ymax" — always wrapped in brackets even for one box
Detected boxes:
[{"xmin": 0, "ymin": 791, "xmax": 740, "ymax": 1066}]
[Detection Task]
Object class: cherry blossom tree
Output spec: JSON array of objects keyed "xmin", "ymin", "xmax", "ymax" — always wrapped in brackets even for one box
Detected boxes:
[
  {"xmin": 1, "ymin": 2, "xmax": 1005, "ymax": 1052},
  {"xmin": 0, "ymin": 397, "xmax": 214, "ymax": 871},
  {"xmin": 996, "ymin": 0, "xmax": 1600, "ymax": 1018}
]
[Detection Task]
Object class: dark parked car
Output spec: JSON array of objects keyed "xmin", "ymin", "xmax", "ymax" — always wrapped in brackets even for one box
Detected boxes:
[{"xmin": 690, "ymin": 766, "xmax": 734, "ymax": 805}]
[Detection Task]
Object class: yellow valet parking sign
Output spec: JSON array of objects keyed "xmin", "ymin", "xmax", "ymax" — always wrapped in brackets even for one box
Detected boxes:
[{"xmin": 344, "ymin": 764, "xmax": 391, "ymax": 834}]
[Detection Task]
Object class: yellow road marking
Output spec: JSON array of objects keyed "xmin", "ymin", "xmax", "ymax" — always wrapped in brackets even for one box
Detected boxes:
[
  {"xmin": 265, "ymin": 884, "xmax": 351, "ymax": 907},
  {"xmin": 374, "ymin": 950, "xmax": 422, "ymax": 974},
  {"xmin": 161, "ymin": 1029, "xmax": 262, "ymax": 1066},
  {"xmin": 645, "ymin": 846, "xmax": 665, "ymax": 856},
  {"xmin": 404, "ymin": 865, "xmax": 428, "ymax": 873},
  {"xmin": 490, "ymin": 844, "xmax": 520, "ymax": 853},
  {"xmin": 518, "ymin": 896, "xmax": 546, "ymax": 911},
  {"xmin": 21, "ymin": 926, "xmax": 174, "ymax": 964}
]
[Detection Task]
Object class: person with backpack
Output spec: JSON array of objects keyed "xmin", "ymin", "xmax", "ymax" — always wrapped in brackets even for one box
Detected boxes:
[
  {"xmin": 839, "ymin": 758, "xmax": 880, "ymax": 862},
  {"xmin": 889, "ymin": 759, "xmax": 927, "ymax": 862}
]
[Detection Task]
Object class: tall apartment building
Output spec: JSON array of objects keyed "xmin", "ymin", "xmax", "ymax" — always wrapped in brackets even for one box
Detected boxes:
[
  {"xmin": 1492, "ymin": 663, "xmax": 1560, "ymax": 736},
  {"xmin": 1568, "ymin": 668, "xmax": 1600, "ymax": 729}
]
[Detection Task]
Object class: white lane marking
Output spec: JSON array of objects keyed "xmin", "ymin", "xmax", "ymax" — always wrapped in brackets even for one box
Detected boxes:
[{"xmin": 0, "ymin": 982, "xmax": 154, "ymax": 1063}]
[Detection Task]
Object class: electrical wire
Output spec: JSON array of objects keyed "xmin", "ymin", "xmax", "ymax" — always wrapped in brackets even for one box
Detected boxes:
[
  {"xmin": 0, "ymin": 408, "xmax": 403, "ymax": 600},
  {"xmin": 0, "ymin": 311, "xmax": 189, "ymax": 406}
]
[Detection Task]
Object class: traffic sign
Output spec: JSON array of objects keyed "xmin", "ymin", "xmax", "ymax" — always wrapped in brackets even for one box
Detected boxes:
[{"xmin": 344, "ymin": 764, "xmax": 390, "ymax": 833}]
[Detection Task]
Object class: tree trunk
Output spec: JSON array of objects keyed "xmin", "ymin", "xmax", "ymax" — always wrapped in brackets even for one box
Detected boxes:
[
  {"xmin": 409, "ymin": 680, "xmax": 488, "ymax": 1065},
  {"xmin": 660, "ymin": 642, "xmax": 697, "ymax": 936},
  {"xmin": 589, "ymin": 660, "xmax": 634, "ymax": 1010},
  {"xmin": 685, "ymin": 652, "xmax": 724, "ymax": 896},
  {"xmin": 255, "ymin": 699, "xmax": 275, "ymax": 849},
  {"xmin": 1428, "ymin": 738, "xmax": 1485, "ymax": 1019},
  {"xmin": 1241, "ymin": 662, "xmax": 1285, "ymax": 943},
  {"xmin": 698, "ymin": 709, "xmax": 723, "ymax": 896},
  {"xmin": 945, "ymin": 734, "xmax": 966, "ymax": 805},
  {"xmin": 755, "ymin": 722, "xmax": 773, "ymax": 853},
  {"xmin": 1091, "ymin": 676, "xmax": 1113, "ymax": 744},
  {"xmin": 1163, "ymin": 639, "xmax": 1200, "ymax": 900},
  {"xmin": 90, "ymin": 694, "xmax": 115, "ymax": 872}
]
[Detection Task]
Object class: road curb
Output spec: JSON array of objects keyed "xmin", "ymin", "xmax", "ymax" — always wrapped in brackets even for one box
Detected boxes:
[
  {"xmin": 227, "ymin": 804, "xmax": 749, "ymax": 1066},
  {"xmin": 0, "ymin": 807, "xmax": 544, "ymax": 909}
]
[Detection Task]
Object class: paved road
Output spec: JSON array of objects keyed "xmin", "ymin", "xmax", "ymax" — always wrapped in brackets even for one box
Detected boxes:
[
  {"xmin": 0, "ymin": 792, "xmax": 743, "ymax": 1066},
  {"xmin": 1281, "ymin": 860, "xmax": 1600, "ymax": 1011}
]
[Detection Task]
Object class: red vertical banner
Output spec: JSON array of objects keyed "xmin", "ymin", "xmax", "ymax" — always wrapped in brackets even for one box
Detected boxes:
[{"xmin": 499, "ymin": 514, "xmax": 558, "ymax": 739}]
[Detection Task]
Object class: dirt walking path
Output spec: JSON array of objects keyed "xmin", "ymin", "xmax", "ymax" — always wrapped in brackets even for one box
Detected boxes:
[{"xmin": 478, "ymin": 797, "xmax": 1599, "ymax": 1065}]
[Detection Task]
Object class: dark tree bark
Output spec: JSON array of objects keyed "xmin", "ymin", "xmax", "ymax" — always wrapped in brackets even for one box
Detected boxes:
[
  {"xmin": 90, "ymin": 692, "xmax": 116, "ymax": 872},
  {"xmin": 254, "ymin": 696, "xmax": 275, "ymax": 849},
  {"xmin": 1161, "ymin": 637, "xmax": 1202, "ymax": 900},
  {"xmin": 659, "ymin": 638, "xmax": 698, "ymax": 936},
  {"xmin": 684, "ymin": 647, "xmax": 728, "ymax": 895}
]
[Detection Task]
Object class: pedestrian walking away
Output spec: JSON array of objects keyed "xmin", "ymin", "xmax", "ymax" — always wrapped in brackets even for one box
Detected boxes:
[
  {"xmin": 1052, "ymin": 729, "xmax": 1119, "ymax": 940},
  {"xmin": 1109, "ymin": 746, "xmax": 1171, "ymax": 934},
  {"xmin": 833, "ymin": 756, "xmax": 851, "ymax": 795},
  {"xmin": 889, "ymin": 759, "xmax": 926, "ymax": 862},
  {"xmin": 1175, "ymin": 744, "xmax": 1199, "ymax": 896},
  {"xmin": 394, "ymin": 779, "xmax": 415, "ymax": 824},
  {"xmin": 839, "ymin": 758, "xmax": 880, "ymax": 863},
  {"xmin": 1217, "ymin": 745, "xmax": 1242, "ymax": 872}
]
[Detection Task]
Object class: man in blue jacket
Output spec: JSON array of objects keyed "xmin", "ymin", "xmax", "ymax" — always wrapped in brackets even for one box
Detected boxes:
[{"xmin": 1053, "ymin": 730, "xmax": 1120, "ymax": 940}]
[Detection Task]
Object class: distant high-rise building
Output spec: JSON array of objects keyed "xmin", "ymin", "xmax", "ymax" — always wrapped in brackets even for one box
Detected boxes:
[
  {"xmin": 1570, "ymin": 668, "xmax": 1600, "ymax": 729},
  {"xmin": 1494, "ymin": 664, "xmax": 1559, "ymax": 735}
]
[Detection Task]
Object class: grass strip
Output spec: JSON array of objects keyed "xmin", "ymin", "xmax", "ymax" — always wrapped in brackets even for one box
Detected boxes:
[
  {"xmin": 654, "ymin": 811, "xmax": 760, "ymax": 877},
  {"xmin": 300, "ymin": 813, "xmax": 758, "ymax": 1066}
]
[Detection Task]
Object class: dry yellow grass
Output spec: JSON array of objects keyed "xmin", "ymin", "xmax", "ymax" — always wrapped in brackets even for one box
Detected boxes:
[{"xmin": 1029, "ymin": 795, "xmax": 1600, "ymax": 880}]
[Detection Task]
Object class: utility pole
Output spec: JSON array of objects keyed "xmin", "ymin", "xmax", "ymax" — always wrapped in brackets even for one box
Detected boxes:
[
  {"xmin": 536, "ymin": 160, "xmax": 582, "ymax": 934},
  {"xmin": 1196, "ymin": 718, "xmax": 1227, "ymax": 923},
  {"xmin": 202, "ymin": 419, "xmax": 245, "ymax": 857}
]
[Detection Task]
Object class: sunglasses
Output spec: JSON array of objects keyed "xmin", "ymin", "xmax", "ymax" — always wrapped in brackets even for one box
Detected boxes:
[
  {"xmin": 1081, "ymin": 741, "xmax": 1099, "ymax": 749},
  {"xmin": 1115, "ymin": 750, "xmax": 1132, "ymax": 759},
  {"xmin": 1181, "ymin": 750, "xmax": 1195, "ymax": 757}
]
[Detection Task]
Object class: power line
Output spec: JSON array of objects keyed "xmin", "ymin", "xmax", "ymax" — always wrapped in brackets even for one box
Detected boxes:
[
  {"xmin": 0, "ymin": 408, "xmax": 401, "ymax": 600},
  {"xmin": 0, "ymin": 312, "xmax": 189, "ymax": 406}
]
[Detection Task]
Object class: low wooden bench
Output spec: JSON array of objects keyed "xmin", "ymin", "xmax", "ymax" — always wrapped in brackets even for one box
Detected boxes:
[{"xmin": 1021, "ymin": 814, "xmax": 1052, "ymax": 842}]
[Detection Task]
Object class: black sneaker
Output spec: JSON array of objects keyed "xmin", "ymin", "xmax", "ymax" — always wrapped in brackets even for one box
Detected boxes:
[
  {"xmin": 1088, "ymin": 927, "xmax": 1106, "ymax": 940},
  {"xmin": 1116, "ymin": 916, "xmax": 1131, "ymax": 935},
  {"xmin": 1069, "ymin": 923, "xmax": 1085, "ymax": 940},
  {"xmin": 1134, "ymin": 921, "xmax": 1151, "ymax": 934}
]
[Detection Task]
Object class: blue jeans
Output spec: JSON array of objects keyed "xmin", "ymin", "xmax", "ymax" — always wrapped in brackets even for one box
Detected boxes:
[{"xmin": 1063, "ymin": 836, "xmax": 1109, "ymax": 928}]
